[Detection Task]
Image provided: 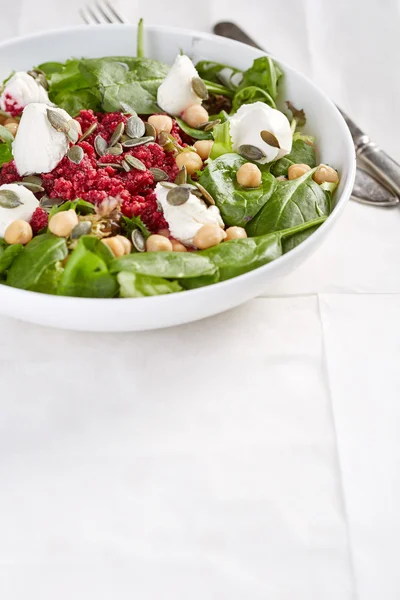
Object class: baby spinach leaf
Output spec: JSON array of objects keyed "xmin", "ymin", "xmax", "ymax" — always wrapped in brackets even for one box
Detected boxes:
[
  {"xmin": 175, "ymin": 117, "xmax": 213, "ymax": 141},
  {"xmin": 0, "ymin": 142, "xmax": 13, "ymax": 168},
  {"xmin": 48, "ymin": 199, "xmax": 95, "ymax": 221},
  {"xmin": 204, "ymin": 80, "xmax": 233, "ymax": 98},
  {"xmin": 270, "ymin": 139, "xmax": 316, "ymax": 177},
  {"xmin": 239, "ymin": 56, "xmax": 283, "ymax": 101},
  {"xmin": 58, "ymin": 236, "xmax": 117, "ymax": 298},
  {"xmin": 30, "ymin": 261, "xmax": 64, "ymax": 295},
  {"xmin": 210, "ymin": 120, "xmax": 232, "ymax": 159},
  {"xmin": 232, "ymin": 86, "xmax": 276, "ymax": 112},
  {"xmin": 117, "ymin": 271, "xmax": 182, "ymax": 297},
  {"xmin": 6, "ymin": 234, "xmax": 67, "ymax": 290},
  {"xmin": 111, "ymin": 252, "xmax": 217, "ymax": 279},
  {"xmin": 196, "ymin": 61, "xmax": 242, "ymax": 89},
  {"xmin": 246, "ymin": 167, "xmax": 331, "ymax": 236},
  {"xmin": 199, "ymin": 153, "xmax": 276, "ymax": 227},
  {"xmin": 121, "ymin": 215, "xmax": 150, "ymax": 240},
  {"xmin": 0, "ymin": 241, "xmax": 23, "ymax": 275},
  {"xmin": 51, "ymin": 88, "xmax": 102, "ymax": 117}
]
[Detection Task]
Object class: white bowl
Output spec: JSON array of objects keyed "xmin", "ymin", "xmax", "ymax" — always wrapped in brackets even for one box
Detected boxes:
[{"xmin": 0, "ymin": 24, "xmax": 356, "ymax": 331}]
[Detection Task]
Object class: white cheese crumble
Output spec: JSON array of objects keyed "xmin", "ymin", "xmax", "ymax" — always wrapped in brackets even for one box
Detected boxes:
[
  {"xmin": 157, "ymin": 55, "xmax": 202, "ymax": 116},
  {"xmin": 0, "ymin": 72, "xmax": 51, "ymax": 113},
  {"xmin": 0, "ymin": 184, "xmax": 39, "ymax": 237}
]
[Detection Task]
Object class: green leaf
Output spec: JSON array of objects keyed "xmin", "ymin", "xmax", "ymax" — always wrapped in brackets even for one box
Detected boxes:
[
  {"xmin": 0, "ymin": 142, "xmax": 13, "ymax": 167},
  {"xmin": 210, "ymin": 120, "xmax": 232, "ymax": 159},
  {"xmin": 239, "ymin": 56, "xmax": 283, "ymax": 101},
  {"xmin": 58, "ymin": 236, "xmax": 117, "ymax": 298},
  {"xmin": 48, "ymin": 199, "xmax": 95, "ymax": 221},
  {"xmin": 199, "ymin": 153, "xmax": 276, "ymax": 227},
  {"xmin": 203, "ymin": 79, "xmax": 234, "ymax": 98},
  {"xmin": 246, "ymin": 167, "xmax": 331, "ymax": 236},
  {"xmin": 6, "ymin": 234, "xmax": 67, "ymax": 290},
  {"xmin": 0, "ymin": 241, "xmax": 23, "ymax": 275},
  {"xmin": 117, "ymin": 271, "xmax": 182, "ymax": 297},
  {"xmin": 196, "ymin": 61, "xmax": 242, "ymax": 89},
  {"xmin": 137, "ymin": 18, "xmax": 144, "ymax": 58},
  {"xmin": 111, "ymin": 252, "xmax": 217, "ymax": 279},
  {"xmin": 232, "ymin": 86, "xmax": 276, "ymax": 112},
  {"xmin": 30, "ymin": 261, "xmax": 64, "ymax": 294},
  {"xmin": 0, "ymin": 124, "xmax": 14, "ymax": 144},
  {"xmin": 121, "ymin": 214, "xmax": 150, "ymax": 240},
  {"xmin": 175, "ymin": 117, "xmax": 213, "ymax": 141},
  {"xmin": 270, "ymin": 139, "xmax": 317, "ymax": 177}
]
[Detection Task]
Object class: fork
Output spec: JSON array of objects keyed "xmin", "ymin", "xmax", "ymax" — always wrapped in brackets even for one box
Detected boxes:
[{"xmin": 80, "ymin": 0, "xmax": 128, "ymax": 24}]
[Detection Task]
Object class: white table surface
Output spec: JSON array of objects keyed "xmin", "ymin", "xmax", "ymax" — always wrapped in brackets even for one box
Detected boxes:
[{"xmin": 1, "ymin": 1, "xmax": 400, "ymax": 598}]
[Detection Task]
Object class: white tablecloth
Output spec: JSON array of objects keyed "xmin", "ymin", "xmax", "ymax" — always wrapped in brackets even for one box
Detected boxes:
[{"xmin": 1, "ymin": 1, "xmax": 400, "ymax": 598}]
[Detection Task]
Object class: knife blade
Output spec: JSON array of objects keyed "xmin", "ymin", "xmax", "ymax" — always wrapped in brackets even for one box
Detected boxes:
[{"xmin": 213, "ymin": 21, "xmax": 400, "ymax": 206}]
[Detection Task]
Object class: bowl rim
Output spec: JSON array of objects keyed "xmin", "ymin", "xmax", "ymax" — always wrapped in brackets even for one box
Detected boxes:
[{"xmin": 0, "ymin": 23, "xmax": 356, "ymax": 308}]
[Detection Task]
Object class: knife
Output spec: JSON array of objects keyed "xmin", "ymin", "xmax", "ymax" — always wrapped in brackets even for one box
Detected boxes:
[{"xmin": 213, "ymin": 21, "xmax": 400, "ymax": 206}]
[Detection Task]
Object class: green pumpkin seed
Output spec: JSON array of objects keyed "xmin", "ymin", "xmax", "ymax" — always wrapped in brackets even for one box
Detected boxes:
[
  {"xmin": 22, "ymin": 175, "xmax": 43, "ymax": 186},
  {"xmin": 67, "ymin": 145, "xmax": 84, "ymax": 165},
  {"xmin": 191, "ymin": 77, "xmax": 209, "ymax": 100},
  {"xmin": 167, "ymin": 186, "xmax": 190, "ymax": 206},
  {"xmin": 174, "ymin": 165, "xmax": 187, "ymax": 185},
  {"xmin": 97, "ymin": 162, "xmax": 124, "ymax": 171},
  {"xmin": 95, "ymin": 135, "xmax": 108, "ymax": 157},
  {"xmin": 131, "ymin": 229, "xmax": 146, "ymax": 252},
  {"xmin": 121, "ymin": 160, "xmax": 131, "ymax": 172},
  {"xmin": 145, "ymin": 122, "xmax": 157, "ymax": 138},
  {"xmin": 0, "ymin": 189, "xmax": 22, "ymax": 209},
  {"xmin": 199, "ymin": 119, "xmax": 221, "ymax": 132},
  {"xmin": 15, "ymin": 181, "xmax": 45, "ymax": 193},
  {"xmin": 46, "ymin": 108, "xmax": 69, "ymax": 133},
  {"xmin": 109, "ymin": 122, "xmax": 125, "ymax": 147},
  {"xmin": 37, "ymin": 73, "xmax": 49, "ymax": 90},
  {"xmin": 79, "ymin": 122, "xmax": 98, "ymax": 143},
  {"xmin": 159, "ymin": 181, "xmax": 177, "ymax": 190},
  {"xmin": 126, "ymin": 116, "xmax": 145, "ymax": 139},
  {"xmin": 124, "ymin": 155, "xmax": 147, "ymax": 171},
  {"xmin": 67, "ymin": 127, "xmax": 79, "ymax": 144},
  {"xmin": 107, "ymin": 143, "xmax": 123, "ymax": 156},
  {"xmin": 149, "ymin": 167, "xmax": 169, "ymax": 182},
  {"xmin": 122, "ymin": 136, "xmax": 154, "ymax": 148},
  {"xmin": 70, "ymin": 221, "xmax": 92, "ymax": 239},
  {"xmin": 120, "ymin": 102, "xmax": 137, "ymax": 116},
  {"xmin": 238, "ymin": 144, "xmax": 266, "ymax": 161},
  {"xmin": 40, "ymin": 196, "xmax": 65, "ymax": 209},
  {"xmin": 195, "ymin": 182, "xmax": 215, "ymax": 205},
  {"xmin": 260, "ymin": 130, "xmax": 280, "ymax": 148}
]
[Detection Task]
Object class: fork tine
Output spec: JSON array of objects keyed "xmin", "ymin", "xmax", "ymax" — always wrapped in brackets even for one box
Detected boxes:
[
  {"xmin": 103, "ymin": 0, "xmax": 129, "ymax": 24},
  {"xmin": 80, "ymin": 7, "xmax": 98, "ymax": 24},
  {"xmin": 94, "ymin": 0, "xmax": 113, "ymax": 23}
]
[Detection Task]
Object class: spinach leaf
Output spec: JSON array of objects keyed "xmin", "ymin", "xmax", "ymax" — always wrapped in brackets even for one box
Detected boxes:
[
  {"xmin": 111, "ymin": 252, "xmax": 217, "ymax": 279},
  {"xmin": 270, "ymin": 139, "xmax": 316, "ymax": 177},
  {"xmin": 196, "ymin": 61, "xmax": 242, "ymax": 89},
  {"xmin": 6, "ymin": 234, "xmax": 67, "ymax": 290},
  {"xmin": 48, "ymin": 199, "xmax": 95, "ymax": 221},
  {"xmin": 175, "ymin": 117, "xmax": 213, "ymax": 141},
  {"xmin": 30, "ymin": 261, "xmax": 64, "ymax": 295},
  {"xmin": 232, "ymin": 86, "xmax": 276, "ymax": 112},
  {"xmin": 121, "ymin": 214, "xmax": 150, "ymax": 240},
  {"xmin": 0, "ymin": 142, "xmax": 13, "ymax": 168},
  {"xmin": 246, "ymin": 168, "xmax": 331, "ymax": 236},
  {"xmin": 51, "ymin": 88, "xmax": 102, "ymax": 117},
  {"xmin": 203, "ymin": 80, "xmax": 233, "ymax": 98},
  {"xmin": 210, "ymin": 120, "xmax": 232, "ymax": 159},
  {"xmin": 0, "ymin": 241, "xmax": 23, "ymax": 275},
  {"xmin": 117, "ymin": 271, "xmax": 182, "ymax": 297},
  {"xmin": 193, "ymin": 217, "xmax": 327, "ymax": 284},
  {"xmin": 58, "ymin": 236, "xmax": 117, "ymax": 298},
  {"xmin": 239, "ymin": 56, "xmax": 283, "ymax": 101},
  {"xmin": 199, "ymin": 153, "xmax": 276, "ymax": 227}
]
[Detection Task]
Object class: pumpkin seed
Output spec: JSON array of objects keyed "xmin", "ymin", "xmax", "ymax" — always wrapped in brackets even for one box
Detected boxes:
[
  {"xmin": 79, "ymin": 122, "xmax": 98, "ymax": 143},
  {"xmin": 159, "ymin": 181, "xmax": 177, "ymax": 190},
  {"xmin": 124, "ymin": 155, "xmax": 147, "ymax": 171},
  {"xmin": 174, "ymin": 165, "xmax": 187, "ymax": 185},
  {"xmin": 121, "ymin": 160, "xmax": 131, "ymax": 172},
  {"xmin": 198, "ymin": 119, "xmax": 221, "ymax": 131},
  {"xmin": 260, "ymin": 130, "xmax": 280, "ymax": 148},
  {"xmin": 67, "ymin": 145, "xmax": 84, "ymax": 165},
  {"xmin": 109, "ymin": 122, "xmax": 125, "ymax": 147},
  {"xmin": 37, "ymin": 73, "xmax": 49, "ymax": 90},
  {"xmin": 126, "ymin": 115, "xmax": 145, "ymax": 139},
  {"xmin": 149, "ymin": 167, "xmax": 169, "ymax": 182},
  {"xmin": 40, "ymin": 196, "xmax": 64, "ymax": 209},
  {"xmin": 166, "ymin": 186, "xmax": 190, "ymax": 206},
  {"xmin": 120, "ymin": 102, "xmax": 137, "ymax": 116},
  {"xmin": 131, "ymin": 229, "xmax": 146, "ymax": 252},
  {"xmin": 107, "ymin": 143, "xmax": 123, "ymax": 156},
  {"xmin": 145, "ymin": 122, "xmax": 157, "ymax": 138},
  {"xmin": 67, "ymin": 127, "xmax": 79, "ymax": 144},
  {"xmin": 122, "ymin": 136, "xmax": 154, "ymax": 148},
  {"xmin": 70, "ymin": 221, "xmax": 92, "ymax": 239},
  {"xmin": 0, "ymin": 189, "xmax": 22, "ymax": 209},
  {"xmin": 97, "ymin": 162, "xmax": 124, "ymax": 171},
  {"xmin": 95, "ymin": 135, "xmax": 108, "ymax": 157},
  {"xmin": 195, "ymin": 182, "xmax": 215, "ymax": 205},
  {"xmin": 191, "ymin": 77, "xmax": 209, "ymax": 100},
  {"xmin": 22, "ymin": 175, "xmax": 43, "ymax": 186},
  {"xmin": 15, "ymin": 181, "xmax": 45, "ymax": 193},
  {"xmin": 238, "ymin": 144, "xmax": 266, "ymax": 161},
  {"xmin": 157, "ymin": 131, "xmax": 170, "ymax": 147},
  {"xmin": 46, "ymin": 108, "xmax": 69, "ymax": 133}
]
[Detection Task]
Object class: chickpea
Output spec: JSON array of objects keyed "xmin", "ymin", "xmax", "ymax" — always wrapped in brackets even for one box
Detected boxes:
[
  {"xmin": 236, "ymin": 162, "xmax": 262, "ymax": 188},
  {"xmin": 171, "ymin": 240, "xmax": 187, "ymax": 252},
  {"xmin": 193, "ymin": 140, "xmax": 214, "ymax": 160},
  {"xmin": 4, "ymin": 122, "xmax": 18, "ymax": 136},
  {"xmin": 4, "ymin": 220, "xmax": 32, "ymax": 245},
  {"xmin": 225, "ymin": 226, "xmax": 247, "ymax": 241},
  {"xmin": 158, "ymin": 228, "xmax": 171, "ymax": 238},
  {"xmin": 175, "ymin": 151, "xmax": 203, "ymax": 175},
  {"xmin": 146, "ymin": 234, "xmax": 173, "ymax": 252},
  {"xmin": 49, "ymin": 209, "xmax": 79, "ymax": 237},
  {"xmin": 148, "ymin": 114, "xmax": 173, "ymax": 135},
  {"xmin": 313, "ymin": 164, "xmax": 339, "ymax": 185},
  {"xmin": 288, "ymin": 163, "xmax": 311, "ymax": 180},
  {"xmin": 181, "ymin": 104, "xmax": 209, "ymax": 129},
  {"xmin": 194, "ymin": 224, "xmax": 226, "ymax": 250},
  {"xmin": 4, "ymin": 117, "xmax": 17, "ymax": 125},
  {"xmin": 102, "ymin": 234, "xmax": 132, "ymax": 257}
]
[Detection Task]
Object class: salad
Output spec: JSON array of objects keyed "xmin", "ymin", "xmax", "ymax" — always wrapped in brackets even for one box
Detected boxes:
[{"xmin": 0, "ymin": 21, "xmax": 338, "ymax": 298}]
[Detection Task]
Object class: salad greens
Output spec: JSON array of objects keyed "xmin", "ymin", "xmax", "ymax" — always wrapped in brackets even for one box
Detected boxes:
[
  {"xmin": 270, "ymin": 139, "xmax": 316, "ymax": 177},
  {"xmin": 117, "ymin": 272, "xmax": 182, "ymax": 297},
  {"xmin": 0, "ymin": 124, "xmax": 14, "ymax": 167},
  {"xmin": 199, "ymin": 153, "xmax": 275, "ymax": 227}
]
